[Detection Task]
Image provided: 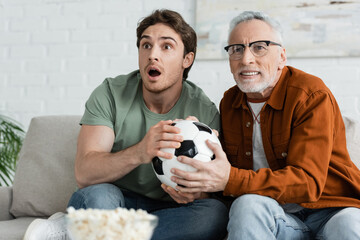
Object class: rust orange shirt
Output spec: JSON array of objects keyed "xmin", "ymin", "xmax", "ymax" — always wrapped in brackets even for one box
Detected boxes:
[{"xmin": 220, "ymin": 66, "xmax": 360, "ymax": 209}]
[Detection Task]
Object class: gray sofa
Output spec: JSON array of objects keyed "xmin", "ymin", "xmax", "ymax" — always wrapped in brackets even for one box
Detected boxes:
[
  {"xmin": 0, "ymin": 115, "xmax": 81, "ymax": 240},
  {"xmin": 0, "ymin": 115, "xmax": 360, "ymax": 240}
]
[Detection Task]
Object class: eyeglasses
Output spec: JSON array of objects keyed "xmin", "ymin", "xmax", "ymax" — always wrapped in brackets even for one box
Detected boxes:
[{"xmin": 224, "ymin": 40, "xmax": 282, "ymax": 59}]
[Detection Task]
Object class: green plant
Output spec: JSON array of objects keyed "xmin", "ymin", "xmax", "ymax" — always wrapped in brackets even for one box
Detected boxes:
[{"xmin": 0, "ymin": 115, "xmax": 25, "ymax": 186}]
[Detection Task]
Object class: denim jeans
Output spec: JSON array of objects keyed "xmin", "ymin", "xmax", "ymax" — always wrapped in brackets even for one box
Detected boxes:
[
  {"xmin": 68, "ymin": 183, "xmax": 228, "ymax": 240},
  {"xmin": 227, "ymin": 194, "xmax": 360, "ymax": 240}
]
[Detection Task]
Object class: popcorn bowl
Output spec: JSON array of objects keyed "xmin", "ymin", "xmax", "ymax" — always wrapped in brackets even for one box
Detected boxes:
[{"xmin": 66, "ymin": 207, "xmax": 158, "ymax": 240}]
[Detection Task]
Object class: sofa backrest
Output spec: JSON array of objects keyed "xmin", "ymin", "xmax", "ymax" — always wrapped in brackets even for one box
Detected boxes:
[
  {"xmin": 344, "ymin": 116, "xmax": 360, "ymax": 169},
  {"xmin": 10, "ymin": 115, "xmax": 81, "ymax": 218}
]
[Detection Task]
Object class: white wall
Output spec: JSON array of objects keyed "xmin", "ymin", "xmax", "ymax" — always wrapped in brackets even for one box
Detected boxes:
[{"xmin": 1, "ymin": 0, "xmax": 360, "ymax": 130}]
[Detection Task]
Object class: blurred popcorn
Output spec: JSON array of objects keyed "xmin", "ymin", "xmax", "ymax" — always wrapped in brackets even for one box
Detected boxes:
[{"xmin": 66, "ymin": 207, "xmax": 158, "ymax": 240}]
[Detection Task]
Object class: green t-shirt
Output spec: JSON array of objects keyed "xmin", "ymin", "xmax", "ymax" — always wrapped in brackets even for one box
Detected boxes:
[{"xmin": 81, "ymin": 70, "xmax": 220, "ymax": 201}]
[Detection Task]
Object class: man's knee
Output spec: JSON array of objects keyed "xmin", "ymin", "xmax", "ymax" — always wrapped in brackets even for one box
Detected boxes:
[
  {"xmin": 68, "ymin": 183, "xmax": 124, "ymax": 209},
  {"xmin": 230, "ymin": 194, "xmax": 278, "ymax": 218},
  {"xmin": 322, "ymin": 207, "xmax": 360, "ymax": 239}
]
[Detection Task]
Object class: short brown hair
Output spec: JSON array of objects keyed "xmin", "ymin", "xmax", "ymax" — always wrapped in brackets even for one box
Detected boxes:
[{"xmin": 136, "ymin": 9, "xmax": 197, "ymax": 80}]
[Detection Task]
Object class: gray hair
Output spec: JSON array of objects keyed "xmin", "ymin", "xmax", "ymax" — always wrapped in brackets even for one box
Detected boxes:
[{"xmin": 228, "ymin": 11, "xmax": 283, "ymax": 44}]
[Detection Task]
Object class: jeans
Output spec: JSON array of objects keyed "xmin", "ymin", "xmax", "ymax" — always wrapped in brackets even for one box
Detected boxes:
[
  {"xmin": 68, "ymin": 183, "xmax": 228, "ymax": 240},
  {"xmin": 227, "ymin": 194, "xmax": 360, "ymax": 240}
]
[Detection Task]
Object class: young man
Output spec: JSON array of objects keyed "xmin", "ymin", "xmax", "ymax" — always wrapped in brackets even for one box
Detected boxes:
[
  {"xmin": 24, "ymin": 9, "xmax": 228, "ymax": 240},
  {"xmin": 170, "ymin": 11, "xmax": 360, "ymax": 239}
]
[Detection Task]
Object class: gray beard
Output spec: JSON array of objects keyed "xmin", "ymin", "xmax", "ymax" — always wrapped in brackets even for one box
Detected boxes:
[{"xmin": 236, "ymin": 80, "xmax": 270, "ymax": 93}]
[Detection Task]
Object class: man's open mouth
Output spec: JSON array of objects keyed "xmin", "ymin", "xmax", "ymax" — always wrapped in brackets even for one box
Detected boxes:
[
  {"xmin": 240, "ymin": 71, "xmax": 260, "ymax": 76},
  {"xmin": 148, "ymin": 68, "xmax": 161, "ymax": 77}
]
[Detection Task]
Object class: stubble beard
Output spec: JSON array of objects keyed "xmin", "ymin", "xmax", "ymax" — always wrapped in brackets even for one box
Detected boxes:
[
  {"xmin": 235, "ymin": 74, "xmax": 276, "ymax": 94},
  {"xmin": 235, "ymin": 78, "xmax": 269, "ymax": 93}
]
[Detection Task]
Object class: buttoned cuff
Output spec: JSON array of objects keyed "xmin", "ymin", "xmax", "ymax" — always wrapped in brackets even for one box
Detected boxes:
[{"xmin": 223, "ymin": 166, "xmax": 247, "ymax": 197}]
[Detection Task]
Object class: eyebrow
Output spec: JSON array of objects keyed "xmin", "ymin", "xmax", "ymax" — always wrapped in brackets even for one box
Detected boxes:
[{"xmin": 140, "ymin": 35, "xmax": 178, "ymax": 44}]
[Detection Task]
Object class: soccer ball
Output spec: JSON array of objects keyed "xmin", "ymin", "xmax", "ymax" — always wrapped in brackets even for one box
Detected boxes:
[{"xmin": 152, "ymin": 120, "xmax": 221, "ymax": 189}]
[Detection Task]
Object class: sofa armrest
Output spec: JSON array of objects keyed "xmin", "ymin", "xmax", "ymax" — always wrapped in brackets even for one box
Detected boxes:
[{"xmin": 0, "ymin": 186, "xmax": 14, "ymax": 220}]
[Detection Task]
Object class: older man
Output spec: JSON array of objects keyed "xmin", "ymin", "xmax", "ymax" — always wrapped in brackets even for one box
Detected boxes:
[{"xmin": 172, "ymin": 11, "xmax": 360, "ymax": 239}]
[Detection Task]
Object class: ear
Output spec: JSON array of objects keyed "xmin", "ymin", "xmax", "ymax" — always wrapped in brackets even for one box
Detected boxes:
[
  {"xmin": 182, "ymin": 52, "xmax": 194, "ymax": 69},
  {"xmin": 278, "ymin": 47, "xmax": 287, "ymax": 70}
]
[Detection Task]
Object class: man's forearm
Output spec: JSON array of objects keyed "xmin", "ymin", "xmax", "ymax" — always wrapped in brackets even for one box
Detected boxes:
[{"xmin": 75, "ymin": 144, "xmax": 144, "ymax": 188}]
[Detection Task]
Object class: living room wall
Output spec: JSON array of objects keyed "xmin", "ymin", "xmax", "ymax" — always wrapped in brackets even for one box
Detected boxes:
[{"xmin": 1, "ymin": 0, "xmax": 360, "ymax": 129}]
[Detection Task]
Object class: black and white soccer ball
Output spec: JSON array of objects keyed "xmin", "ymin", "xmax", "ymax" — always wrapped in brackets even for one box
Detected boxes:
[{"xmin": 152, "ymin": 120, "xmax": 221, "ymax": 189}]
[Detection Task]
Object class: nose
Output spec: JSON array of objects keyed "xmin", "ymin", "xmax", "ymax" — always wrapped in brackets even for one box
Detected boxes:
[
  {"xmin": 148, "ymin": 46, "xmax": 159, "ymax": 61},
  {"xmin": 240, "ymin": 46, "xmax": 255, "ymax": 65}
]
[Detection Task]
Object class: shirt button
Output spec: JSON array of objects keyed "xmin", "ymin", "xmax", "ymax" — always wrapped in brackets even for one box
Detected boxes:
[
  {"xmin": 246, "ymin": 122, "xmax": 251, "ymax": 127},
  {"xmin": 282, "ymin": 152, "xmax": 288, "ymax": 158},
  {"xmin": 245, "ymin": 151, "xmax": 251, "ymax": 156}
]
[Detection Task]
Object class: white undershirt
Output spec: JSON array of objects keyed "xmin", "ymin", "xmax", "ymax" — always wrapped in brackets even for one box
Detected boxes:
[
  {"xmin": 248, "ymin": 101, "xmax": 304, "ymax": 213},
  {"xmin": 248, "ymin": 101, "xmax": 269, "ymax": 171}
]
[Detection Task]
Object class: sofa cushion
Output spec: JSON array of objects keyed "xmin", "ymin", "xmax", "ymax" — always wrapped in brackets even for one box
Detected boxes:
[
  {"xmin": 0, "ymin": 186, "xmax": 13, "ymax": 221},
  {"xmin": 344, "ymin": 116, "xmax": 360, "ymax": 169},
  {"xmin": 0, "ymin": 217, "xmax": 37, "ymax": 240},
  {"xmin": 10, "ymin": 115, "xmax": 81, "ymax": 218}
]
